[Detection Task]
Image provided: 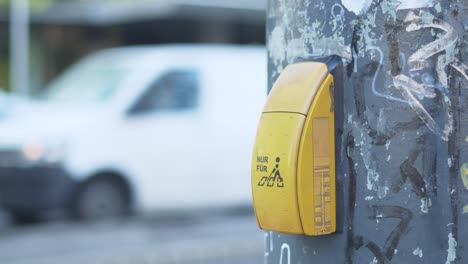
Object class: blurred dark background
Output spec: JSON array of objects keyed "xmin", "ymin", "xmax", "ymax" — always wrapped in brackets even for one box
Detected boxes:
[{"xmin": 0, "ymin": 0, "xmax": 265, "ymax": 94}]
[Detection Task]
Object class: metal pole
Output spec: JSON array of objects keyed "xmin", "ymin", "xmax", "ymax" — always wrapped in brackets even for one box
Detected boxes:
[
  {"xmin": 264, "ymin": 0, "xmax": 467, "ymax": 263},
  {"xmin": 9, "ymin": 0, "xmax": 29, "ymax": 95}
]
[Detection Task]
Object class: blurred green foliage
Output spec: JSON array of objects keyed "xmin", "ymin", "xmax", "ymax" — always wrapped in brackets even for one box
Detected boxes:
[
  {"xmin": 0, "ymin": 0, "xmax": 55, "ymax": 10},
  {"xmin": 0, "ymin": 60, "xmax": 8, "ymax": 91},
  {"xmin": 0, "ymin": 0, "xmax": 144, "ymax": 11},
  {"xmin": 0, "ymin": 0, "xmax": 151, "ymax": 92}
]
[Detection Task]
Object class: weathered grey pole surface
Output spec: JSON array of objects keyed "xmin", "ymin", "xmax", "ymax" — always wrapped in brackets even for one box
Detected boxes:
[{"xmin": 265, "ymin": 1, "xmax": 467, "ymax": 263}]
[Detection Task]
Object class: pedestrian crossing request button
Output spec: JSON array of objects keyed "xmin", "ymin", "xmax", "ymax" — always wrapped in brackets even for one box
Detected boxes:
[{"xmin": 251, "ymin": 62, "xmax": 336, "ymax": 236}]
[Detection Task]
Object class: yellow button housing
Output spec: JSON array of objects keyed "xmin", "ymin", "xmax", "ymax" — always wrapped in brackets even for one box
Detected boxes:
[{"xmin": 251, "ymin": 62, "xmax": 336, "ymax": 236}]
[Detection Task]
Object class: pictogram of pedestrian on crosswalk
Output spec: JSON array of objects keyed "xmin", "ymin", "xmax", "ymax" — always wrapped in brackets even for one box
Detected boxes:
[{"xmin": 258, "ymin": 157, "xmax": 284, "ymax": 188}]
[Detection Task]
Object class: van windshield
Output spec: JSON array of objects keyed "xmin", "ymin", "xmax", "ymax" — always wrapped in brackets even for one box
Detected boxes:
[{"xmin": 44, "ymin": 62, "xmax": 128, "ymax": 104}]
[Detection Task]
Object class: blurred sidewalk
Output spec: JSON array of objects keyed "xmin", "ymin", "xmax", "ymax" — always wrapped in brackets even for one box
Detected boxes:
[{"xmin": 0, "ymin": 209, "xmax": 263, "ymax": 264}]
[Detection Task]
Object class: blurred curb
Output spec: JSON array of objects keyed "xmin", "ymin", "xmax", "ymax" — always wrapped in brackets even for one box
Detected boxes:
[{"xmin": 6, "ymin": 235, "xmax": 263, "ymax": 264}]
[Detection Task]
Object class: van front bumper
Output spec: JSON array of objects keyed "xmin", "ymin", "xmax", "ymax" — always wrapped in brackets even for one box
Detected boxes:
[{"xmin": 0, "ymin": 165, "xmax": 77, "ymax": 214}]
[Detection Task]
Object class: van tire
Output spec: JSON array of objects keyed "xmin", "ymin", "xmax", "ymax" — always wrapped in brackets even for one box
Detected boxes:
[
  {"xmin": 72, "ymin": 175, "xmax": 130, "ymax": 220},
  {"xmin": 9, "ymin": 211, "xmax": 40, "ymax": 225}
]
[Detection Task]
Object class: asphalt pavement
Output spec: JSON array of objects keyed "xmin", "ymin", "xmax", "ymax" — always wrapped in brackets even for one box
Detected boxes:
[{"xmin": 0, "ymin": 209, "xmax": 264, "ymax": 264}]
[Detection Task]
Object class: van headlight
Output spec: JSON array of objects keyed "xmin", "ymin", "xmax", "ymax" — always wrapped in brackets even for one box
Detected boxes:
[{"xmin": 22, "ymin": 141, "xmax": 67, "ymax": 164}]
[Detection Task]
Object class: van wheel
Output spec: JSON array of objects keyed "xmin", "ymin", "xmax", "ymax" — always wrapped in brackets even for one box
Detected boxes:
[
  {"xmin": 73, "ymin": 176, "xmax": 130, "ymax": 220},
  {"xmin": 9, "ymin": 211, "xmax": 40, "ymax": 225}
]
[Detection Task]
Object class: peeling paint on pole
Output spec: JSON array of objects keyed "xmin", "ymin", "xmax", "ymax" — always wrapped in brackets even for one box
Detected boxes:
[{"xmin": 265, "ymin": 0, "xmax": 467, "ymax": 263}]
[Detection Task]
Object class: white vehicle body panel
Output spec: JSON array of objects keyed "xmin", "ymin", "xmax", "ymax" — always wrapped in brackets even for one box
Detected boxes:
[{"xmin": 0, "ymin": 45, "xmax": 267, "ymax": 211}]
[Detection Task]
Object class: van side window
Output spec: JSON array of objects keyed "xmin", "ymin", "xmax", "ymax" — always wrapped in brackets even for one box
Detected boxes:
[{"xmin": 131, "ymin": 70, "xmax": 199, "ymax": 113}]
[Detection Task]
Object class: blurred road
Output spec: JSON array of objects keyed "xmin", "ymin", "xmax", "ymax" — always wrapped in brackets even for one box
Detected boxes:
[{"xmin": 0, "ymin": 209, "xmax": 263, "ymax": 264}]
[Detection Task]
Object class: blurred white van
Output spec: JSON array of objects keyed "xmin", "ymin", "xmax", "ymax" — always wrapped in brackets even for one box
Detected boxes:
[{"xmin": 0, "ymin": 45, "xmax": 266, "ymax": 221}]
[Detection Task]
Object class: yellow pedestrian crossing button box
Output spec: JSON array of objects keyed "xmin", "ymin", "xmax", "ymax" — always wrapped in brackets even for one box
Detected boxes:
[{"xmin": 251, "ymin": 62, "xmax": 336, "ymax": 236}]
